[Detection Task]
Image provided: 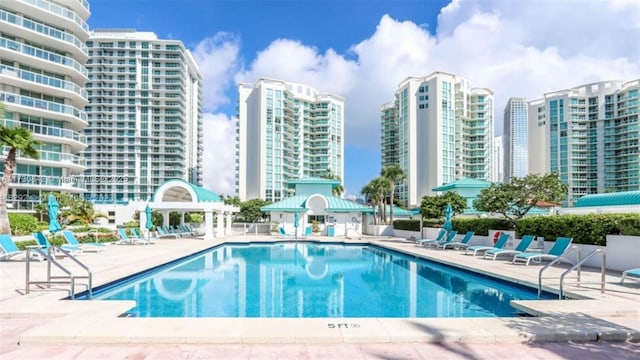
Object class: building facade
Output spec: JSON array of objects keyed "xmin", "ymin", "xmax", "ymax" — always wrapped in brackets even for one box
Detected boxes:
[
  {"xmin": 528, "ymin": 80, "xmax": 640, "ymax": 206},
  {"xmin": 82, "ymin": 30, "xmax": 203, "ymax": 203},
  {"xmin": 503, "ymin": 97, "xmax": 529, "ymax": 183},
  {"xmin": 381, "ymin": 72, "xmax": 494, "ymax": 208},
  {"xmin": 492, "ymin": 136, "xmax": 503, "ymax": 183},
  {"xmin": 236, "ymin": 79, "xmax": 344, "ymax": 202},
  {"xmin": 0, "ymin": 0, "xmax": 91, "ymax": 211}
]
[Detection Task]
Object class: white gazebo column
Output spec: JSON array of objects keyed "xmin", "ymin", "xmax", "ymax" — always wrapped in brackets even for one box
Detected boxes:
[
  {"xmin": 204, "ymin": 210, "xmax": 214, "ymax": 241},
  {"xmin": 215, "ymin": 211, "xmax": 224, "ymax": 237},
  {"xmin": 162, "ymin": 211, "xmax": 170, "ymax": 228},
  {"xmin": 225, "ymin": 212, "xmax": 232, "ymax": 235}
]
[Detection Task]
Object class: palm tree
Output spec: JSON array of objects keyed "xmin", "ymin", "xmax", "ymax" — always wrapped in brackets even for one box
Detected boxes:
[
  {"xmin": 320, "ymin": 170, "xmax": 345, "ymax": 197},
  {"xmin": 0, "ymin": 122, "xmax": 42, "ymax": 234},
  {"xmin": 381, "ymin": 165, "xmax": 405, "ymax": 224},
  {"xmin": 67, "ymin": 200, "xmax": 107, "ymax": 225},
  {"xmin": 361, "ymin": 177, "xmax": 386, "ymax": 225}
]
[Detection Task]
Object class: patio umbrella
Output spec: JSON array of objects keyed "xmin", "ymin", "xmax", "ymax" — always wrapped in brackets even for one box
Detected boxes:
[
  {"xmin": 443, "ymin": 203, "xmax": 453, "ymax": 231},
  {"xmin": 293, "ymin": 211, "xmax": 300, "ymax": 239},
  {"xmin": 47, "ymin": 194, "xmax": 62, "ymax": 235},
  {"xmin": 145, "ymin": 204, "xmax": 154, "ymax": 230}
]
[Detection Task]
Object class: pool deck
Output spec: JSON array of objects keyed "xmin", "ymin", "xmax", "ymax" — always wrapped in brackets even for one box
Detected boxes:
[{"xmin": 1, "ymin": 235, "xmax": 639, "ymax": 359}]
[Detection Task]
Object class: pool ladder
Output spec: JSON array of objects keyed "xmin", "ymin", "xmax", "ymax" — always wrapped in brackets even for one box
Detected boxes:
[
  {"xmin": 538, "ymin": 246, "xmax": 606, "ymax": 299},
  {"xmin": 25, "ymin": 246, "xmax": 93, "ymax": 299}
]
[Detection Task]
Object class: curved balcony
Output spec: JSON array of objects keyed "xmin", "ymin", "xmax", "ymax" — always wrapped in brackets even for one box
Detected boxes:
[
  {"xmin": 0, "ymin": 64, "xmax": 87, "ymax": 108},
  {"xmin": 0, "ymin": 91, "xmax": 87, "ymax": 130},
  {"xmin": 1, "ymin": 148, "xmax": 87, "ymax": 172},
  {"xmin": 0, "ymin": 8, "xmax": 88, "ymax": 61},
  {"xmin": 9, "ymin": 173, "xmax": 87, "ymax": 193},
  {"xmin": 0, "ymin": 119, "xmax": 86, "ymax": 153},
  {"xmin": 0, "ymin": 37, "xmax": 88, "ymax": 83},
  {"xmin": 13, "ymin": 0, "xmax": 90, "ymax": 39}
]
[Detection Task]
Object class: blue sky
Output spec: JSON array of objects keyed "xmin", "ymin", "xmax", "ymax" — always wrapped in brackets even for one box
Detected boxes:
[{"xmin": 87, "ymin": 0, "xmax": 640, "ymax": 200}]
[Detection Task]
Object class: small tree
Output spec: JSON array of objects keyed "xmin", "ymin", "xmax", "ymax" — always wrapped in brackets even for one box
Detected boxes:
[
  {"xmin": 420, "ymin": 191, "xmax": 467, "ymax": 221},
  {"xmin": 239, "ymin": 198, "xmax": 270, "ymax": 223},
  {"xmin": 381, "ymin": 165, "xmax": 405, "ymax": 224},
  {"xmin": 473, "ymin": 173, "xmax": 567, "ymax": 227},
  {"xmin": 0, "ymin": 118, "xmax": 42, "ymax": 234}
]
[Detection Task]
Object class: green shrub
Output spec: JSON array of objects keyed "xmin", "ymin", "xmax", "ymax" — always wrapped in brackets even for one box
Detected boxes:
[
  {"xmin": 9, "ymin": 213, "xmax": 44, "ymax": 235},
  {"xmin": 392, "ymin": 219, "xmax": 421, "ymax": 231}
]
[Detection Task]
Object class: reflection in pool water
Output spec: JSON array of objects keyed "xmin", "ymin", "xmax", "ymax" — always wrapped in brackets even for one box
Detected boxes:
[{"xmin": 90, "ymin": 243, "xmax": 549, "ymax": 318}]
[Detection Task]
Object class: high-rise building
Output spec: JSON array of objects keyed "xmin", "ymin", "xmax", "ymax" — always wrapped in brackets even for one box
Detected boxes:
[
  {"xmin": 503, "ymin": 97, "xmax": 529, "ymax": 183},
  {"xmin": 83, "ymin": 30, "xmax": 203, "ymax": 203},
  {"xmin": 528, "ymin": 80, "xmax": 639, "ymax": 206},
  {"xmin": 381, "ymin": 72, "xmax": 494, "ymax": 208},
  {"xmin": 236, "ymin": 78, "xmax": 344, "ymax": 202},
  {"xmin": 0, "ymin": 0, "xmax": 91, "ymax": 210}
]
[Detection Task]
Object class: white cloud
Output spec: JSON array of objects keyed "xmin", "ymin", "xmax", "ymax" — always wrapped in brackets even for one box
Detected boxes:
[
  {"xmin": 201, "ymin": 112, "xmax": 237, "ymax": 196},
  {"xmin": 196, "ymin": 0, "xmax": 640, "ymax": 194},
  {"xmin": 192, "ymin": 32, "xmax": 240, "ymax": 111}
]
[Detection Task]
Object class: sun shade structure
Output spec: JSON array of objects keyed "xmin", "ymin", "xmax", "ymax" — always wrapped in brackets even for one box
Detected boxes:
[
  {"xmin": 574, "ymin": 191, "xmax": 640, "ymax": 207},
  {"xmin": 142, "ymin": 179, "xmax": 238, "ymax": 240}
]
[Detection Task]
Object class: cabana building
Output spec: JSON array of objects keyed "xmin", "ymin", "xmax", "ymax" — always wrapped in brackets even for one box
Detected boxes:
[{"xmin": 261, "ymin": 178, "xmax": 371, "ymax": 237}]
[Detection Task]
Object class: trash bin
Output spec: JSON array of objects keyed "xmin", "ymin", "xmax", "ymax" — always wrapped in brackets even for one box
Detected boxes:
[{"xmin": 327, "ymin": 226, "xmax": 335, "ymax": 237}]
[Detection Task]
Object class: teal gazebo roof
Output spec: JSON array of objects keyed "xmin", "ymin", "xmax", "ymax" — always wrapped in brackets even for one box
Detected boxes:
[
  {"xmin": 152, "ymin": 179, "xmax": 221, "ymax": 203},
  {"xmin": 432, "ymin": 177, "xmax": 493, "ymax": 191},
  {"xmin": 574, "ymin": 191, "xmax": 640, "ymax": 207},
  {"xmin": 261, "ymin": 195, "xmax": 371, "ymax": 213}
]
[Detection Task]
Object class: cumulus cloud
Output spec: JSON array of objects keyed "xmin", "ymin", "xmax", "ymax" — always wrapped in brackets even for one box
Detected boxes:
[
  {"xmin": 201, "ymin": 112, "xmax": 237, "ymax": 196},
  {"xmin": 197, "ymin": 0, "xmax": 640, "ymax": 194},
  {"xmin": 192, "ymin": 32, "xmax": 240, "ymax": 111}
]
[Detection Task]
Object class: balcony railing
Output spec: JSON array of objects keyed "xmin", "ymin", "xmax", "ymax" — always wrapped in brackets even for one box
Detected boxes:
[
  {"xmin": 0, "ymin": 37, "xmax": 88, "ymax": 78},
  {"xmin": 0, "ymin": 91, "xmax": 87, "ymax": 123},
  {"xmin": 0, "ymin": 119, "xmax": 86, "ymax": 144},
  {"xmin": 0, "ymin": 64, "xmax": 88, "ymax": 99},
  {"xmin": 22, "ymin": 0, "xmax": 89, "ymax": 32},
  {"xmin": 0, "ymin": 8, "xmax": 88, "ymax": 55},
  {"xmin": 1, "ymin": 147, "xmax": 86, "ymax": 167}
]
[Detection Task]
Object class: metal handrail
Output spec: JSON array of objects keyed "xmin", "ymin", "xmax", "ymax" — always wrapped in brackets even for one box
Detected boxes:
[
  {"xmin": 538, "ymin": 245, "xmax": 581, "ymax": 298},
  {"xmin": 26, "ymin": 246, "xmax": 92, "ymax": 299},
  {"xmin": 560, "ymin": 249, "xmax": 606, "ymax": 299}
]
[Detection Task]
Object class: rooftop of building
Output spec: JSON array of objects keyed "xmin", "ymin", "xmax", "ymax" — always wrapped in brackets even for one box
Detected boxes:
[{"xmin": 574, "ymin": 190, "xmax": 640, "ymax": 208}]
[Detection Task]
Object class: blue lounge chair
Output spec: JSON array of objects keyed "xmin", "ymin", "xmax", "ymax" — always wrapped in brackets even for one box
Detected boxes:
[
  {"xmin": 156, "ymin": 227, "xmax": 179, "ymax": 239},
  {"xmin": 512, "ymin": 237, "xmax": 573, "ymax": 266},
  {"xmin": 0, "ymin": 234, "xmax": 26, "ymax": 261},
  {"xmin": 423, "ymin": 230, "xmax": 458, "ymax": 248},
  {"xmin": 117, "ymin": 228, "xmax": 150, "ymax": 245},
  {"xmin": 62, "ymin": 230, "xmax": 105, "ymax": 252},
  {"xmin": 32, "ymin": 232, "xmax": 82, "ymax": 255},
  {"xmin": 483, "ymin": 235, "xmax": 536, "ymax": 261},
  {"xmin": 277, "ymin": 226, "xmax": 294, "ymax": 238},
  {"xmin": 416, "ymin": 229, "xmax": 447, "ymax": 246},
  {"xmin": 464, "ymin": 233, "xmax": 511, "ymax": 257},
  {"xmin": 620, "ymin": 268, "xmax": 640, "ymax": 284},
  {"xmin": 440, "ymin": 231, "xmax": 475, "ymax": 250}
]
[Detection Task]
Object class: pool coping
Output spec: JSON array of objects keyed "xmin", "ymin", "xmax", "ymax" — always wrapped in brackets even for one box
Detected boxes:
[{"xmin": 2, "ymin": 236, "xmax": 639, "ymax": 345}]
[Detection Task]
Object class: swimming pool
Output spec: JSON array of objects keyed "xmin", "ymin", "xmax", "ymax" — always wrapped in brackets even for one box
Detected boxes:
[{"xmin": 88, "ymin": 242, "xmax": 551, "ymax": 318}]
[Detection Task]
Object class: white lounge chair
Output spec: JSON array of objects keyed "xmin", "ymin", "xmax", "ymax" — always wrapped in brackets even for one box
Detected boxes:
[
  {"xmin": 416, "ymin": 229, "xmax": 447, "ymax": 246},
  {"xmin": 0, "ymin": 234, "xmax": 26, "ymax": 261},
  {"xmin": 62, "ymin": 230, "xmax": 105, "ymax": 252}
]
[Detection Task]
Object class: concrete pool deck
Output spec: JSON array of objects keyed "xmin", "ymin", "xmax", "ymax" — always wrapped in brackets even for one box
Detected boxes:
[{"xmin": 1, "ymin": 235, "xmax": 639, "ymax": 358}]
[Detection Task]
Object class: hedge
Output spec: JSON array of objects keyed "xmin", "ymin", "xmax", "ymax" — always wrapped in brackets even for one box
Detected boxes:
[{"xmin": 393, "ymin": 213, "xmax": 640, "ymax": 246}]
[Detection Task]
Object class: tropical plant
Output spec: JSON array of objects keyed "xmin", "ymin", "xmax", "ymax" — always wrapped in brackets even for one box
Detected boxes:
[
  {"xmin": 473, "ymin": 173, "xmax": 568, "ymax": 228},
  {"xmin": 361, "ymin": 177, "xmax": 386, "ymax": 225},
  {"xmin": 239, "ymin": 198, "xmax": 270, "ymax": 223},
  {"xmin": 320, "ymin": 170, "xmax": 345, "ymax": 197},
  {"xmin": 0, "ymin": 117, "xmax": 42, "ymax": 234},
  {"xmin": 66, "ymin": 199, "xmax": 107, "ymax": 225},
  {"xmin": 420, "ymin": 191, "xmax": 467, "ymax": 221},
  {"xmin": 381, "ymin": 165, "xmax": 405, "ymax": 224}
]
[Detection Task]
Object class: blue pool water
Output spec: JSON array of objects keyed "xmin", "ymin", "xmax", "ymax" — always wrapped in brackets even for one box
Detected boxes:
[{"xmin": 88, "ymin": 242, "xmax": 550, "ymax": 318}]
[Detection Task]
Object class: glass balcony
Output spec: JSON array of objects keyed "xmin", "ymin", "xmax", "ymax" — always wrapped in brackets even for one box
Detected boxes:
[
  {"xmin": 0, "ymin": 91, "xmax": 87, "ymax": 123},
  {"xmin": 22, "ymin": 0, "xmax": 89, "ymax": 32},
  {"xmin": 0, "ymin": 38, "xmax": 88, "ymax": 78},
  {"xmin": 0, "ymin": 64, "xmax": 87, "ymax": 100}
]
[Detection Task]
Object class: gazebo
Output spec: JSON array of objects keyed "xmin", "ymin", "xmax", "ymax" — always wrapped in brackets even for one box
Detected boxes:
[{"xmin": 141, "ymin": 179, "xmax": 238, "ymax": 240}]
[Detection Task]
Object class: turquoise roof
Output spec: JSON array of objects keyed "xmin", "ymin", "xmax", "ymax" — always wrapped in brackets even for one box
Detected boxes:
[
  {"xmin": 574, "ymin": 191, "xmax": 640, "ymax": 207},
  {"xmin": 152, "ymin": 179, "xmax": 221, "ymax": 202},
  {"xmin": 432, "ymin": 177, "xmax": 493, "ymax": 191},
  {"xmin": 261, "ymin": 195, "xmax": 371, "ymax": 213}
]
